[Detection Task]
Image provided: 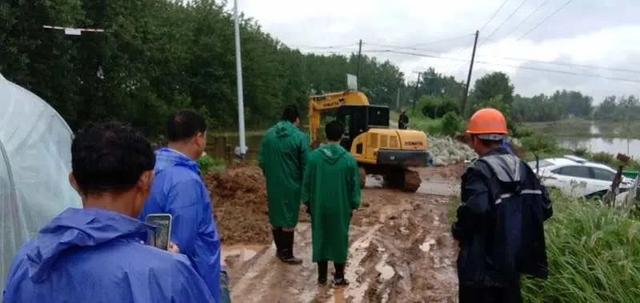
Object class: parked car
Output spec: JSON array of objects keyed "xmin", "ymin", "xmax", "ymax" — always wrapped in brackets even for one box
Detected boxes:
[
  {"xmin": 529, "ymin": 155, "xmax": 634, "ymax": 198},
  {"xmin": 615, "ymin": 175, "xmax": 640, "ymax": 207}
]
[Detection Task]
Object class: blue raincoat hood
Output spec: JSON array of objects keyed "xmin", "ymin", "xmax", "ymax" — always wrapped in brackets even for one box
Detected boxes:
[{"xmin": 26, "ymin": 208, "xmax": 148, "ymax": 282}]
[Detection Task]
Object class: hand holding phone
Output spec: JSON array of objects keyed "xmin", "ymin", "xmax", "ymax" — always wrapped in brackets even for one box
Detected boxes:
[{"xmin": 145, "ymin": 214, "xmax": 172, "ymax": 251}]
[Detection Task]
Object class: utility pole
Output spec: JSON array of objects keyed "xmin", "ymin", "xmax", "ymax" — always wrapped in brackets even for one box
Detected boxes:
[
  {"xmin": 396, "ymin": 87, "xmax": 400, "ymax": 110},
  {"xmin": 412, "ymin": 72, "xmax": 422, "ymax": 114},
  {"xmin": 356, "ymin": 39, "xmax": 363, "ymax": 89},
  {"xmin": 462, "ymin": 30, "xmax": 479, "ymax": 117},
  {"xmin": 233, "ymin": 0, "xmax": 247, "ymax": 158}
]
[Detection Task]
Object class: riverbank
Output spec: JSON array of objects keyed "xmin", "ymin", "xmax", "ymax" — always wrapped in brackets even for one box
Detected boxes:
[{"xmin": 524, "ymin": 119, "xmax": 640, "ymax": 140}]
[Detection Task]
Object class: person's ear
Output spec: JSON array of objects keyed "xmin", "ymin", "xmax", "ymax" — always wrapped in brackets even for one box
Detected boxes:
[
  {"xmin": 69, "ymin": 172, "xmax": 81, "ymax": 194},
  {"xmin": 197, "ymin": 132, "xmax": 207, "ymax": 148},
  {"xmin": 138, "ymin": 170, "xmax": 154, "ymax": 194}
]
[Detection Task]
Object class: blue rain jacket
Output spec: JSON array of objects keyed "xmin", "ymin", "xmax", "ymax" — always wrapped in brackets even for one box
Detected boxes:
[
  {"xmin": 141, "ymin": 148, "xmax": 222, "ymax": 302},
  {"xmin": 2, "ymin": 208, "xmax": 214, "ymax": 302}
]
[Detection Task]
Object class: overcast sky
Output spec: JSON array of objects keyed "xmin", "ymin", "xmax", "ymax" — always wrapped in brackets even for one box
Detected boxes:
[{"xmin": 231, "ymin": 0, "xmax": 640, "ymax": 102}]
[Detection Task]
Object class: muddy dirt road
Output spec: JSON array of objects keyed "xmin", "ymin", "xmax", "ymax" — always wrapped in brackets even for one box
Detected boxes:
[{"xmin": 210, "ymin": 165, "xmax": 464, "ymax": 303}]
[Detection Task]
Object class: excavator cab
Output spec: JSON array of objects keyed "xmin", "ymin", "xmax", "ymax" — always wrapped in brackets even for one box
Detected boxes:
[{"xmin": 335, "ymin": 105, "xmax": 389, "ymax": 150}]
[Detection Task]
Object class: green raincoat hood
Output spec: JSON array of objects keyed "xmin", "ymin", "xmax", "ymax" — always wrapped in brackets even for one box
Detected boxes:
[
  {"xmin": 275, "ymin": 121, "xmax": 295, "ymax": 138},
  {"xmin": 318, "ymin": 144, "xmax": 347, "ymax": 165}
]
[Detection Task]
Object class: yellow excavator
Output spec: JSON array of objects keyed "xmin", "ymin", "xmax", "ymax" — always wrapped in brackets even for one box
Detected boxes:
[{"xmin": 308, "ymin": 90, "xmax": 429, "ymax": 191}]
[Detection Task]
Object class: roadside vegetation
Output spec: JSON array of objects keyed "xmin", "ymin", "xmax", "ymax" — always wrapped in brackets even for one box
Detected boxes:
[
  {"xmin": 197, "ymin": 155, "xmax": 226, "ymax": 174},
  {"xmin": 522, "ymin": 191, "xmax": 640, "ymax": 302}
]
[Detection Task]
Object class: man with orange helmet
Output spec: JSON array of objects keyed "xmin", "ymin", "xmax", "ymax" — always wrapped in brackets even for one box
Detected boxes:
[{"xmin": 452, "ymin": 108, "xmax": 553, "ymax": 303}]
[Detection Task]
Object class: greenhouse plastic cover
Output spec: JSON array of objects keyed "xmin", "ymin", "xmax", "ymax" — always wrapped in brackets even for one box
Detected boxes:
[{"xmin": 0, "ymin": 73, "xmax": 81, "ymax": 291}]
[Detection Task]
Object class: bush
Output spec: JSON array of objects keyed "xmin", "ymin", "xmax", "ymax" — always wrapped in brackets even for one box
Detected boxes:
[
  {"xmin": 440, "ymin": 111, "xmax": 464, "ymax": 136},
  {"xmin": 523, "ymin": 191, "xmax": 640, "ymax": 302},
  {"xmin": 591, "ymin": 152, "xmax": 615, "ymax": 164},
  {"xmin": 420, "ymin": 96, "xmax": 459, "ymax": 119},
  {"xmin": 197, "ymin": 155, "xmax": 225, "ymax": 174}
]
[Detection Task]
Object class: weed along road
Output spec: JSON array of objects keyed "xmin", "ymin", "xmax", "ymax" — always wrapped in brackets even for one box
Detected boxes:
[{"xmin": 210, "ymin": 165, "xmax": 464, "ymax": 302}]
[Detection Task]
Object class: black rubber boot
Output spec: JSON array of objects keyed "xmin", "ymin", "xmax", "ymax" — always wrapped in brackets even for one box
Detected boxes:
[
  {"xmin": 272, "ymin": 228, "xmax": 283, "ymax": 258},
  {"xmin": 278, "ymin": 230, "xmax": 302, "ymax": 265},
  {"xmin": 333, "ymin": 263, "xmax": 349, "ymax": 287},
  {"xmin": 317, "ymin": 261, "xmax": 328, "ymax": 285}
]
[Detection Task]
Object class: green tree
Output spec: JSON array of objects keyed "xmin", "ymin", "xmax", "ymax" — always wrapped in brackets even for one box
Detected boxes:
[{"xmin": 471, "ymin": 72, "xmax": 514, "ymax": 109}]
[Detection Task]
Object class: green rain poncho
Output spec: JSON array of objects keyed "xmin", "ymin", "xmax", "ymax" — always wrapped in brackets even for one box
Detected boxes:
[
  {"xmin": 259, "ymin": 121, "xmax": 310, "ymax": 228},
  {"xmin": 302, "ymin": 143, "xmax": 361, "ymax": 263}
]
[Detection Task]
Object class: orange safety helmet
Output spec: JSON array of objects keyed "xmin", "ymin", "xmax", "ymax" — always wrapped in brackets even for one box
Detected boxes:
[{"xmin": 466, "ymin": 108, "xmax": 508, "ymax": 135}]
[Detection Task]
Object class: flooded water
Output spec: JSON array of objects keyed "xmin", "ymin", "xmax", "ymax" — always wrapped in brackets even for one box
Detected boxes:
[{"xmin": 558, "ymin": 137, "xmax": 640, "ymax": 159}]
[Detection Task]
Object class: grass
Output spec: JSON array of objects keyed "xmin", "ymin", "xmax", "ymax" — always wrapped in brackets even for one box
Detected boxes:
[
  {"xmin": 450, "ymin": 190, "xmax": 640, "ymax": 302},
  {"xmin": 522, "ymin": 191, "xmax": 640, "ymax": 302}
]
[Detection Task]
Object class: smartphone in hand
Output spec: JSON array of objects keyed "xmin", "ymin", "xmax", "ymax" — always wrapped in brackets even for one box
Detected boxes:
[{"xmin": 145, "ymin": 214, "xmax": 172, "ymax": 251}]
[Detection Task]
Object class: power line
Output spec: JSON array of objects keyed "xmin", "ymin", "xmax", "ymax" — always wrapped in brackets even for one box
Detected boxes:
[
  {"xmin": 491, "ymin": 56, "xmax": 640, "ymax": 75},
  {"xmin": 517, "ymin": 0, "xmax": 574, "ymax": 41},
  {"xmin": 479, "ymin": 0, "xmax": 511, "ymax": 32},
  {"xmin": 406, "ymin": 33, "xmax": 476, "ymax": 48},
  {"xmin": 364, "ymin": 35, "xmax": 640, "ymax": 75},
  {"xmin": 362, "ymin": 49, "xmax": 640, "ymax": 84},
  {"xmin": 305, "ymin": 43, "xmax": 640, "ymax": 75},
  {"xmin": 483, "ymin": 0, "xmax": 529, "ymax": 42},
  {"xmin": 291, "ymin": 43, "xmax": 358, "ymax": 50},
  {"xmin": 364, "ymin": 33, "xmax": 474, "ymax": 51},
  {"xmin": 500, "ymin": 0, "xmax": 549, "ymax": 40}
]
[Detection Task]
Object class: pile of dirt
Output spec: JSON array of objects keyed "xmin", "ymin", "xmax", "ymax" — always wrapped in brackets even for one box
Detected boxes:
[{"xmin": 206, "ymin": 165, "xmax": 272, "ymax": 245}]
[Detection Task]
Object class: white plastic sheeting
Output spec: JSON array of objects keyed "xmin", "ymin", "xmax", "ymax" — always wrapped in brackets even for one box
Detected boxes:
[{"xmin": 0, "ymin": 74, "xmax": 81, "ymax": 291}]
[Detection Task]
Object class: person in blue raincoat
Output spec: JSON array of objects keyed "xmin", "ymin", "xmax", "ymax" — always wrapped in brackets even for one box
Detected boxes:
[
  {"xmin": 141, "ymin": 110, "xmax": 225, "ymax": 302},
  {"xmin": 2, "ymin": 122, "xmax": 214, "ymax": 302}
]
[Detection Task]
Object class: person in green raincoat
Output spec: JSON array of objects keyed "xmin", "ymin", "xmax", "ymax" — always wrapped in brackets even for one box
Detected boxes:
[
  {"xmin": 259, "ymin": 105, "xmax": 310, "ymax": 264},
  {"xmin": 302, "ymin": 120, "xmax": 361, "ymax": 286}
]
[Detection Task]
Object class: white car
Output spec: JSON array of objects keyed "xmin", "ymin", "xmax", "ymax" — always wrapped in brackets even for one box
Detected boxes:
[{"xmin": 529, "ymin": 155, "xmax": 634, "ymax": 198}]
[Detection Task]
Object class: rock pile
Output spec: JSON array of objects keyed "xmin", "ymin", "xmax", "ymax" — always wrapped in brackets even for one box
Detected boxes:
[{"xmin": 428, "ymin": 136, "xmax": 477, "ymax": 166}]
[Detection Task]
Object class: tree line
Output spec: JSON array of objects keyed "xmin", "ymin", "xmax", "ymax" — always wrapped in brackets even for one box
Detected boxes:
[
  {"xmin": 1, "ymin": 0, "xmax": 634, "ymax": 137},
  {"xmin": 0, "ymin": 0, "xmax": 404, "ymax": 136},
  {"xmin": 412, "ymin": 67, "xmax": 638, "ymax": 124}
]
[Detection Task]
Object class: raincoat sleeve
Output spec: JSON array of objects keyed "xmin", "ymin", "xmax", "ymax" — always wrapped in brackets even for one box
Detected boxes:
[
  {"xmin": 452, "ymin": 168, "xmax": 490, "ymax": 241},
  {"xmin": 299, "ymin": 133, "xmax": 310, "ymax": 176},
  {"xmin": 166, "ymin": 179, "xmax": 221, "ymax": 302},
  {"xmin": 349, "ymin": 158, "xmax": 361, "ymax": 210},
  {"xmin": 301, "ymin": 156, "xmax": 314, "ymax": 208}
]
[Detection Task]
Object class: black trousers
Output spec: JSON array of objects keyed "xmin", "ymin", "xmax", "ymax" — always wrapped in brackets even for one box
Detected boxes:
[{"xmin": 459, "ymin": 281, "xmax": 522, "ymax": 303}]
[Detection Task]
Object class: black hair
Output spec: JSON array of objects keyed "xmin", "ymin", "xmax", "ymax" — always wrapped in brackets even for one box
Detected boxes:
[
  {"xmin": 167, "ymin": 110, "xmax": 207, "ymax": 142},
  {"xmin": 325, "ymin": 120, "xmax": 344, "ymax": 141},
  {"xmin": 281, "ymin": 105, "xmax": 300, "ymax": 123},
  {"xmin": 72, "ymin": 122, "xmax": 155, "ymax": 194}
]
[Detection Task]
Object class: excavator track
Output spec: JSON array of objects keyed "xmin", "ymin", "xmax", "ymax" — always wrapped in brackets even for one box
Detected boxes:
[
  {"xmin": 382, "ymin": 168, "xmax": 421, "ymax": 192},
  {"xmin": 402, "ymin": 169, "xmax": 421, "ymax": 192}
]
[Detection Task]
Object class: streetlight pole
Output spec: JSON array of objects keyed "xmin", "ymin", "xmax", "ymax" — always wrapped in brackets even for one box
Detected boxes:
[{"xmin": 233, "ymin": 0, "xmax": 246, "ymax": 158}]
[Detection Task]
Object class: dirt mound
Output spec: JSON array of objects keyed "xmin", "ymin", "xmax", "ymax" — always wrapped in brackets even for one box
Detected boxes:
[{"xmin": 206, "ymin": 165, "xmax": 271, "ymax": 245}]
